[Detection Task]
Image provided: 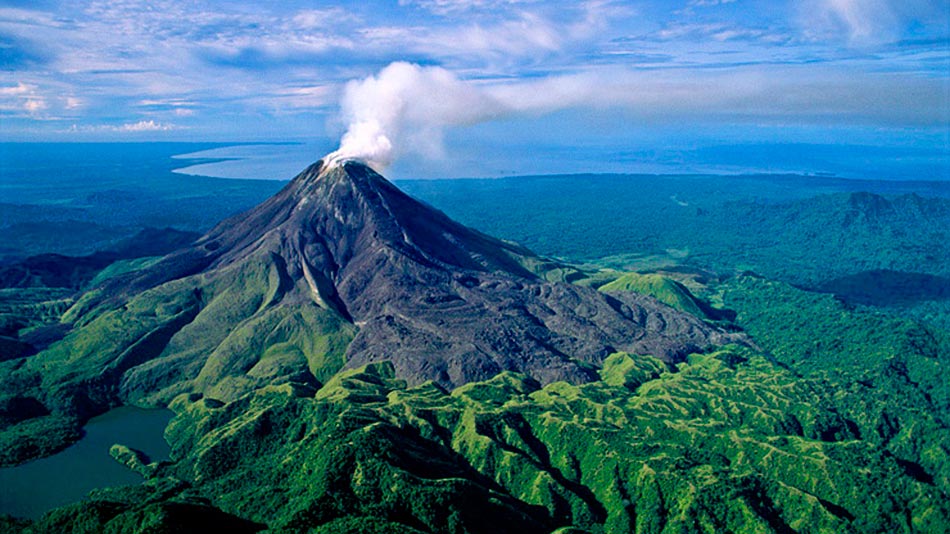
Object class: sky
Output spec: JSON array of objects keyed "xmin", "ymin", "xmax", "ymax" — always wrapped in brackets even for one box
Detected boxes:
[{"xmin": 1, "ymin": 0, "xmax": 948, "ymax": 178}]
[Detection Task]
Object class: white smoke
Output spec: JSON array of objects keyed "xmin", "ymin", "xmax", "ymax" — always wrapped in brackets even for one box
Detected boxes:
[
  {"xmin": 322, "ymin": 63, "xmax": 720, "ymax": 170},
  {"xmin": 324, "ymin": 62, "xmax": 504, "ymax": 169},
  {"xmin": 325, "ymin": 61, "xmax": 947, "ymax": 170}
]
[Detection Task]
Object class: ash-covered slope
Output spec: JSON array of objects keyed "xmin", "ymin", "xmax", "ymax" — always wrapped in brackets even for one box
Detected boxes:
[{"xmin": 7, "ymin": 160, "xmax": 739, "ymax": 427}]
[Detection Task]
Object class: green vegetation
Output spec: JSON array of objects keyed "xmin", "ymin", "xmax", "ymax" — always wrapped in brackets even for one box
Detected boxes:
[
  {"xmin": 87, "ymin": 257, "xmax": 163, "ymax": 288},
  {"xmin": 2, "ymin": 257, "xmax": 946, "ymax": 532},
  {"xmin": 109, "ymin": 444, "xmax": 155, "ymax": 478},
  {"xmin": 11, "ymin": 478, "xmax": 263, "ymax": 534},
  {"xmin": 9, "ymin": 342, "xmax": 948, "ymax": 533},
  {"xmin": 720, "ymin": 275, "xmax": 950, "ymax": 492},
  {"xmin": 403, "ymin": 178, "xmax": 950, "ymax": 289},
  {"xmin": 0, "ymin": 288, "xmax": 73, "ymax": 344},
  {"xmin": 598, "ymin": 272, "xmax": 724, "ymax": 321},
  {"xmin": 6, "ymin": 268, "xmax": 949, "ymax": 531},
  {"xmin": 0, "ymin": 246, "xmax": 356, "ymax": 465},
  {"xmin": 0, "ymin": 143, "xmax": 282, "ymax": 258},
  {"xmin": 13, "ymin": 252, "xmax": 355, "ymax": 405}
]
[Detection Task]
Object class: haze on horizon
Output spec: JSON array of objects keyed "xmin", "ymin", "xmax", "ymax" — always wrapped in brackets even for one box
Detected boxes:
[{"xmin": 1, "ymin": 0, "xmax": 948, "ymax": 178}]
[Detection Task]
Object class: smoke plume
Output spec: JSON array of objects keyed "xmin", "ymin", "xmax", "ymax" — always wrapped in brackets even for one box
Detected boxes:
[
  {"xmin": 324, "ymin": 61, "xmax": 946, "ymax": 170},
  {"xmin": 325, "ymin": 62, "xmax": 504, "ymax": 169}
]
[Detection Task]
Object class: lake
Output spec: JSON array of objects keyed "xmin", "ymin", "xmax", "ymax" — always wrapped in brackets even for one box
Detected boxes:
[{"xmin": 0, "ymin": 407, "xmax": 174, "ymax": 520}]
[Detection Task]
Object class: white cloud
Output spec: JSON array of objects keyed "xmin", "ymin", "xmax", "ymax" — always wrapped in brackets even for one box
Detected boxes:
[
  {"xmin": 63, "ymin": 120, "xmax": 180, "ymax": 133},
  {"xmin": 250, "ymin": 85, "xmax": 335, "ymax": 112},
  {"xmin": 655, "ymin": 22, "xmax": 779, "ymax": 43},
  {"xmin": 364, "ymin": 3, "xmax": 629, "ymax": 68},
  {"xmin": 0, "ymin": 7, "xmax": 68, "ymax": 28},
  {"xmin": 689, "ymin": 0, "xmax": 737, "ymax": 6},
  {"xmin": 799, "ymin": 0, "xmax": 944, "ymax": 45},
  {"xmin": 116, "ymin": 120, "xmax": 175, "ymax": 132},
  {"xmin": 291, "ymin": 8, "xmax": 359, "ymax": 29},
  {"xmin": 823, "ymin": 0, "xmax": 896, "ymax": 41},
  {"xmin": 23, "ymin": 98, "xmax": 47, "ymax": 113},
  {"xmin": 488, "ymin": 66, "xmax": 947, "ymax": 126},
  {"xmin": 278, "ymin": 86, "xmax": 333, "ymax": 105},
  {"xmin": 397, "ymin": 0, "xmax": 538, "ymax": 15},
  {"xmin": 0, "ymin": 82, "xmax": 50, "ymax": 116},
  {"xmin": 441, "ymin": 12, "xmax": 562, "ymax": 56},
  {"xmin": 139, "ymin": 98, "xmax": 194, "ymax": 107},
  {"xmin": 0, "ymin": 82, "xmax": 33, "ymax": 96}
]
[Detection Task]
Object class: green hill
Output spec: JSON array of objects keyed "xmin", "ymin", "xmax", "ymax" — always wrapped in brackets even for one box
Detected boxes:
[{"xmin": 598, "ymin": 272, "xmax": 724, "ymax": 321}]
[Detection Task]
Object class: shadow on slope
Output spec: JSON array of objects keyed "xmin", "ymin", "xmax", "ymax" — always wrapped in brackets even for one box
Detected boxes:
[{"xmin": 817, "ymin": 269, "xmax": 950, "ymax": 307}]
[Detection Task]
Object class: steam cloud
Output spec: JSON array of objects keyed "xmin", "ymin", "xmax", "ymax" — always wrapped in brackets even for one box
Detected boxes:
[
  {"xmin": 325, "ymin": 62, "xmax": 504, "ymax": 169},
  {"xmin": 324, "ymin": 62, "xmax": 595, "ymax": 169},
  {"xmin": 325, "ymin": 61, "xmax": 946, "ymax": 170}
]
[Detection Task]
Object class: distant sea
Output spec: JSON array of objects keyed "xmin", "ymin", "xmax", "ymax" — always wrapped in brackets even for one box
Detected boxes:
[{"xmin": 169, "ymin": 141, "xmax": 950, "ymax": 182}]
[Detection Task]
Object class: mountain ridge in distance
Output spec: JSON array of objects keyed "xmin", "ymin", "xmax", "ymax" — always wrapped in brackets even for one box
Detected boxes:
[{"xmin": 1, "ymin": 158, "xmax": 743, "ymax": 463}]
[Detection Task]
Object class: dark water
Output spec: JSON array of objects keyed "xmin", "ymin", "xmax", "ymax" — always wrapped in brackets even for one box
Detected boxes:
[{"xmin": 0, "ymin": 407, "xmax": 173, "ymax": 519}]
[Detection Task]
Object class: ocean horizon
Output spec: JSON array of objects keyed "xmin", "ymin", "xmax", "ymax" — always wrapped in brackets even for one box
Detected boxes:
[
  {"xmin": 4, "ymin": 141, "xmax": 943, "ymax": 184},
  {"xmin": 172, "ymin": 141, "xmax": 950, "ymax": 182}
]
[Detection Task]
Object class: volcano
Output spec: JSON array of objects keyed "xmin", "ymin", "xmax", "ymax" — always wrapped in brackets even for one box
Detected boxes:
[{"xmin": 5, "ymin": 160, "xmax": 740, "ymax": 423}]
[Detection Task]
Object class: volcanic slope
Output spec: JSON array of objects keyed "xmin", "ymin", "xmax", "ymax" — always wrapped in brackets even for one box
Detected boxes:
[{"xmin": 1, "ymin": 160, "xmax": 740, "ymax": 460}]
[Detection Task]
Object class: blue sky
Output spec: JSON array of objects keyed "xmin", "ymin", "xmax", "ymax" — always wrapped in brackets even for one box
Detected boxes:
[{"xmin": 1, "ymin": 0, "xmax": 948, "ymax": 177}]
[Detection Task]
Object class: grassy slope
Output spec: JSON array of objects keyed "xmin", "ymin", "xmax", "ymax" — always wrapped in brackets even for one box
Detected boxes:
[
  {"xmin": 0, "ymin": 246, "xmax": 356, "ymax": 466},
  {"xmin": 598, "ymin": 273, "xmax": 719, "ymax": 321}
]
